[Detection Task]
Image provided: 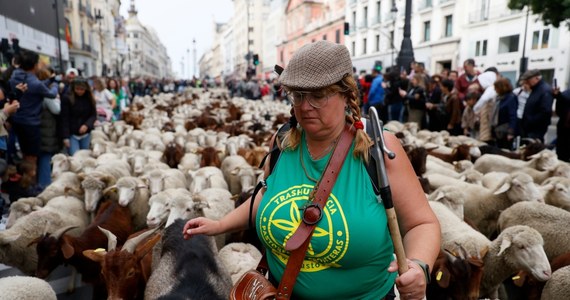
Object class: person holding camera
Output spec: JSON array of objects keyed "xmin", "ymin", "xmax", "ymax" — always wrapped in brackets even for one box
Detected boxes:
[{"xmin": 8, "ymin": 50, "xmax": 57, "ymax": 168}]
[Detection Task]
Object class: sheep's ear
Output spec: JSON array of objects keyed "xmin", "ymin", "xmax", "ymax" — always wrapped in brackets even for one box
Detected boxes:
[
  {"xmin": 458, "ymin": 175, "xmax": 466, "ymax": 181},
  {"xmin": 31, "ymin": 205, "xmax": 43, "ymax": 211},
  {"xmin": 82, "ymin": 249, "xmax": 107, "ymax": 262},
  {"xmin": 101, "ymin": 175, "xmax": 115, "ymax": 186},
  {"xmin": 62, "ymin": 239, "xmax": 75, "ymax": 259},
  {"xmin": 137, "ymin": 184, "xmax": 148, "ymax": 189},
  {"xmin": 254, "ymin": 169, "xmax": 264, "ymax": 176},
  {"xmin": 102, "ymin": 185, "xmax": 117, "ymax": 195},
  {"xmin": 77, "ymin": 173, "xmax": 86, "ymax": 181},
  {"xmin": 230, "ymin": 168, "xmax": 240, "ymax": 175},
  {"xmin": 497, "ymin": 237, "xmax": 511, "ymax": 256},
  {"xmin": 494, "ymin": 180, "xmax": 511, "ymax": 195},
  {"xmin": 193, "ymin": 201, "xmax": 210, "ymax": 211},
  {"xmin": 27, "ymin": 236, "xmax": 43, "ymax": 248},
  {"xmin": 434, "ymin": 191, "xmax": 445, "ymax": 201},
  {"xmin": 541, "ymin": 183, "xmax": 554, "ymax": 192}
]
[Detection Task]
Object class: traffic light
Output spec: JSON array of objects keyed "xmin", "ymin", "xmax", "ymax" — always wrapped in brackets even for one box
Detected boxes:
[
  {"xmin": 374, "ymin": 60, "xmax": 383, "ymax": 72},
  {"xmin": 253, "ymin": 54, "xmax": 259, "ymax": 66},
  {"xmin": 344, "ymin": 22, "xmax": 350, "ymax": 35},
  {"xmin": 11, "ymin": 38, "xmax": 20, "ymax": 54}
]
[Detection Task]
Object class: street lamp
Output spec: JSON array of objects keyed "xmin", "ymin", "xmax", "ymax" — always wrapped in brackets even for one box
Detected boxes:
[
  {"xmin": 396, "ymin": 0, "xmax": 415, "ymax": 73},
  {"xmin": 519, "ymin": 6, "xmax": 530, "ymax": 76},
  {"xmin": 95, "ymin": 9, "xmax": 105, "ymax": 76},
  {"xmin": 52, "ymin": 0, "xmax": 64, "ymax": 74},
  {"xmin": 193, "ymin": 38, "xmax": 197, "ymax": 78},
  {"xmin": 390, "ymin": 3, "xmax": 398, "ymax": 68},
  {"xmin": 187, "ymin": 48, "xmax": 190, "ymax": 79}
]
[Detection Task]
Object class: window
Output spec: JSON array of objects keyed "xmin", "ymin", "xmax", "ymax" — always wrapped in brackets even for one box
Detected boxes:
[
  {"xmin": 280, "ymin": 50, "xmax": 284, "ymax": 63},
  {"xmin": 133, "ymin": 33, "xmax": 139, "ymax": 38},
  {"xmin": 533, "ymin": 29, "xmax": 551, "ymax": 49},
  {"xmin": 352, "ymin": 41, "xmax": 356, "ymax": 56},
  {"xmin": 542, "ymin": 29, "xmax": 550, "ymax": 48},
  {"xmin": 248, "ymin": 39, "xmax": 253, "ymax": 45},
  {"xmin": 424, "ymin": 21, "xmax": 431, "ymax": 41},
  {"xmin": 363, "ymin": 6, "xmax": 368, "ymax": 27},
  {"xmin": 375, "ymin": 34, "xmax": 380, "ymax": 52},
  {"xmin": 376, "ymin": 1, "xmax": 381, "ymax": 23},
  {"xmin": 248, "ymin": 27, "xmax": 253, "ymax": 33},
  {"xmin": 498, "ymin": 34, "xmax": 519, "ymax": 53},
  {"xmin": 475, "ymin": 40, "xmax": 487, "ymax": 56},
  {"xmin": 363, "ymin": 38, "xmax": 367, "ymax": 54},
  {"xmin": 445, "ymin": 15, "xmax": 453, "ymax": 37},
  {"xmin": 323, "ymin": 34, "xmax": 327, "ymax": 40},
  {"xmin": 390, "ymin": 30, "xmax": 394, "ymax": 47},
  {"xmin": 352, "ymin": 11, "xmax": 356, "ymax": 28},
  {"xmin": 532, "ymin": 31, "xmax": 540, "ymax": 49},
  {"xmin": 336, "ymin": 29, "xmax": 340, "ymax": 43}
]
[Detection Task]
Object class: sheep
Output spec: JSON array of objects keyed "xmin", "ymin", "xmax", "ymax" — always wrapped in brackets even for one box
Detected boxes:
[
  {"xmin": 80, "ymin": 171, "xmax": 119, "ymax": 212},
  {"xmin": 218, "ymin": 242, "xmax": 262, "ymax": 284},
  {"xmin": 479, "ymin": 225, "xmax": 552, "ymax": 298},
  {"xmin": 481, "ymin": 171, "xmax": 510, "ymax": 190},
  {"xmin": 5, "ymin": 197, "xmax": 44, "ymax": 229},
  {"xmin": 187, "ymin": 166, "xmax": 229, "ymax": 194},
  {"xmin": 541, "ymin": 177, "xmax": 570, "ymax": 211},
  {"xmin": 453, "ymin": 160, "xmax": 474, "ymax": 173},
  {"xmin": 463, "ymin": 172, "xmax": 544, "ymax": 238},
  {"xmin": 141, "ymin": 168, "xmax": 186, "ymax": 196},
  {"xmin": 426, "ymin": 171, "xmax": 483, "ymax": 191},
  {"xmin": 0, "ymin": 196, "xmax": 88, "ymax": 275},
  {"xmin": 177, "ymin": 152, "xmax": 201, "ymax": 172},
  {"xmin": 519, "ymin": 163, "xmax": 570, "ymax": 184},
  {"xmin": 144, "ymin": 219, "xmax": 232, "ymax": 300},
  {"xmin": 429, "ymin": 201, "xmax": 491, "ymax": 259},
  {"xmin": 221, "ymin": 155, "xmax": 260, "ymax": 195},
  {"xmin": 146, "ymin": 188, "xmax": 186, "ymax": 228},
  {"xmin": 0, "ymin": 276, "xmax": 57, "ymax": 300},
  {"xmin": 105, "ymin": 176, "xmax": 151, "ymax": 230},
  {"xmin": 36, "ymin": 171, "xmax": 84, "ymax": 204},
  {"xmin": 541, "ymin": 265, "xmax": 570, "ymax": 300},
  {"xmin": 498, "ymin": 201, "xmax": 570, "ymax": 261},
  {"xmin": 473, "ymin": 150, "xmax": 559, "ymax": 174},
  {"xmin": 162, "ymin": 142, "xmax": 185, "ymax": 168},
  {"xmin": 51, "ymin": 153, "xmax": 82, "ymax": 178},
  {"xmin": 428, "ymin": 186, "xmax": 468, "ymax": 220}
]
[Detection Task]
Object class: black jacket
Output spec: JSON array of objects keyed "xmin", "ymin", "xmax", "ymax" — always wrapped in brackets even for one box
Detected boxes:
[
  {"xmin": 521, "ymin": 80, "xmax": 553, "ymax": 142},
  {"xmin": 60, "ymin": 93, "xmax": 97, "ymax": 139}
]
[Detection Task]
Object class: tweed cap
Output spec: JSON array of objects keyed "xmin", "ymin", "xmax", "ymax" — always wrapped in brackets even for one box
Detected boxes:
[
  {"xmin": 520, "ymin": 69, "xmax": 541, "ymax": 81},
  {"xmin": 279, "ymin": 40, "xmax": 353, "ymax": 90}
]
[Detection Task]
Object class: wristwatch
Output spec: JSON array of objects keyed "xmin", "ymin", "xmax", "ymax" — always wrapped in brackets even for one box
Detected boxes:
[{"xmin": 411, "ymin": 259, "xmax": 431, "ymax": 284}]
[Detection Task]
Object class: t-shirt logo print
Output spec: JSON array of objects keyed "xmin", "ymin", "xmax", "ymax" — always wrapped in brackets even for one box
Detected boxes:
[{"xmin": 259, "ymin": 184, "xmax": 350, "ymax": 272}]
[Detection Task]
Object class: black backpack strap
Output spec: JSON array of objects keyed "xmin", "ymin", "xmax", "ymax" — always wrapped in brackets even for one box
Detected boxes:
[
  {"xmin": 248, "ymin": 122, "xmax": 291, "ymax": 229},
  {"xmin": 364, "ymin": 119, "xmax": 380, "ymax": 195}
]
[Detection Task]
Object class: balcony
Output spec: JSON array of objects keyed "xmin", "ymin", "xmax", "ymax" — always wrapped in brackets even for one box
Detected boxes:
[
  {"xmin": 81, "ymin": 44, "xmax": 92, "ymax": 52},
  {"xmin": 418, "ymin": 0, "xmax": 433, "ymax": 11}
]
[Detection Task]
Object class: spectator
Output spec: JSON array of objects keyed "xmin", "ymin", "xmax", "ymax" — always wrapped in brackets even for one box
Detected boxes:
[
  {"xmin": 109, "ymin": 78, "xmax": 127, "ymax": 121},
  {"xmin": 448, "ymin": 70, "xmax": 459, "ymax": 82},
  {"xmin": 513, "ymin": 80, "xmax": 530, "ymax": 135},
  {"xmin": 93, "ymin": 77, "xmax": 116, "ymax": 122},
  {"xmin": 440, "ymin": 68, "xmax": 450, "ymax": 81},
  {"xmin": 0, "ymin": 99, "xmax": 20, "ymax": 175},
  {"xmin": 37, "ymin": 67, "xmax": 62, "ymax": 189},
  {"xmin": 359, "ymin": 73, "xmax": 373, "ymax": 116},
  {"xmin": 384, "ymin": 69, "xmax": 407, "ymax": 122},
  {"xmin": 492, "ymin": 78, "xmax": 518, "ymax": 149},
  {"xmin": 473, "ymin": 71, "xmax": 497, "ymax": 143},
  {"xmin": 442, "ymin": 79, "xmax": 462, "ymax": 135},
  {"xmin": 400, "ymin": 74, "xmax": 427, "ymax": 128},
  {"xmin": 553, "ymin": 87, "xmax": 570, "ymax": 162},
  {"xmin": 61, "ymin": 78, "xmax": 97, "ymax": 155},
  {"xmin": 1, "ymin": 161, "xmax": 41, "ymax": 203},
  {"xmin": 455, "ymin": 59, "xmax": 479, "ymax": 100},
  {"xmin": 367, "ymin": 69, "xmax": 385, "ymax": 118},
  {"xmin": 461, "ymin": 92, "xmax": 480, "ymax": 137},
  {"xmin": 520, "ymin": 69, "xmax": 554, "ymax": 143},
  {"xmin": 61, "ymin": 67, "xmax": 78, "ymax": 97},
  {"xmin": 8, "ymin": 50, "xmax": 57, "ymax": 169}
]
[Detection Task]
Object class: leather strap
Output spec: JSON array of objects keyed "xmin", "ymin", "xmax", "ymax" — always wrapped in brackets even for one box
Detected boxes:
[{"xmin": 275, "ymin": 124, "xmax": 355, "ymax": 299}]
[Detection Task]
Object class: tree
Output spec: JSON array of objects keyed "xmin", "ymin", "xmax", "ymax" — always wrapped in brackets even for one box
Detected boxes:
[{"xmin": 508, "ymin": 0, "xmax": 570, "ymax": 29}]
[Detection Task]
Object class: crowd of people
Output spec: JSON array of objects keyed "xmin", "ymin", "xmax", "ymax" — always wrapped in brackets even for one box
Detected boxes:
[
  {"xmin": 355, "ymin": 58, "xmax": 569, "ymax": 162},
  {"xmin": 0, "ymin": 49, "xmax": 176, "ymax": 211}
]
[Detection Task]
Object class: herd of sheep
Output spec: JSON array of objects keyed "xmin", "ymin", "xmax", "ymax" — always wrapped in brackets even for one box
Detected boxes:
[{"xmin": 0, "ymin": 88, "xmax": 569, "ymax": 299}]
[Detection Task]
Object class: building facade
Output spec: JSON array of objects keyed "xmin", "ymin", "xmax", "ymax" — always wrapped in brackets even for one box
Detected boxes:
[
  {"xmin": 262, "ymin": 0, "xmax": 288, "ymax": 79},
  {"xmin": 0, "ymin": 0, "xmax": 69, "ymax": 72},
  {"xmin": 124, "ymin": 0, "xmax": 172, "ymax": 79}
]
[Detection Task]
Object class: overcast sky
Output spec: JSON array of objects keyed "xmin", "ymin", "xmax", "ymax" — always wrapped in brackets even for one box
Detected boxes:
[{"xmin": 120, "ymin": 0, "xmax": 234, "ymax": 78}]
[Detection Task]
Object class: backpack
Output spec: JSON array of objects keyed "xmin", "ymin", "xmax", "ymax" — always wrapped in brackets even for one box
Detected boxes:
[{"xmin": 248, "ymin": 120, "xmax": 382, "ymax": 228}]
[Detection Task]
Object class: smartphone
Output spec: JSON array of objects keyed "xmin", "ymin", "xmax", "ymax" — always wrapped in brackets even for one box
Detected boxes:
[{"xmin": 553, "ymin": 78, "xmax": 557, "ymax": 89}]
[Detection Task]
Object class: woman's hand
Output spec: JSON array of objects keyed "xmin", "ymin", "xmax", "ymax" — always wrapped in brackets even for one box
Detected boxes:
[
  {"xmin": 79, "ymin": 125, "xmax": 88, "ymax": 134},
  {"xmin": 388, "ymin": 259, "xmax": 427, "ymax": 300},
  {"xmin": 2, "ymin": 100, "xmax": 19, "ymax": 115},
  {"xmin": 398, "ymin": 88, "xmax": 407, "ymax": 98},
  {"xmin": 182, "ymin": 217, "xmax": 222, "ymax": 240}
]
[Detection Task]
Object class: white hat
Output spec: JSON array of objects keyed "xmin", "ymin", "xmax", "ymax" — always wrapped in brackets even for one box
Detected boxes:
[{"xmin": 65, "ymin": 68, "xmax": 79, "ymax": 76}]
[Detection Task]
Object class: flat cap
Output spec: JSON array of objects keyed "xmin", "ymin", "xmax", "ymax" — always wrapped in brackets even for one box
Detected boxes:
[
  {"xmin": 279, "ymin": 40, "xmax": 353, "ymax": 90},
  {"xmin": 520, "ymin": 69, "xmax": 541, "ymax": 81}
]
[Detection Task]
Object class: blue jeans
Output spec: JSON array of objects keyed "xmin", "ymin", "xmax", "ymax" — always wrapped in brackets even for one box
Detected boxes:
[
  {"xmin": 388, "ymin": 102, "xmax": 404, "ymax": 122},
  {"xmin": 37, "ymin": 152, "xmax": 53, "ymax": 188},
  {"xmin": 69, "ymin": 133, "xmax": 91, "ymax": 156}
]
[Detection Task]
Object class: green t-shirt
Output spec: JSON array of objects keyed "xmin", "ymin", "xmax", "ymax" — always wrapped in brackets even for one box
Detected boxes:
[{"xmin": 257, "ymin": 133, "xmax": 396, "ymax": 299}]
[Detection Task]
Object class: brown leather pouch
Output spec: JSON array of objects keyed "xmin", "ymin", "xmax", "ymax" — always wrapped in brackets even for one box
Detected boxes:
[{"xmin": 229, "ymin": 269, "xmax": 277, "ymax": 300}]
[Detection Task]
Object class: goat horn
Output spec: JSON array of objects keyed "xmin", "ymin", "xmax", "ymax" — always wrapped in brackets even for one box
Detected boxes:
[
  {"xmin": 42, "ymin": 220, "xmax": 51, "ymax": 237},
  {"xmin": 456, "ymin": 242, "xmax": 469, "ymax": 260},
  {"xmin": 98, "ymin": 226, "xmax": 118, "ymax": 251},
  {"xmin": 52, "ymin": 225, "xmax": 79, "ymax": 240},
  {"xmin": 122, "ymin": 227, "xmax": 160, "ymax": 254}
]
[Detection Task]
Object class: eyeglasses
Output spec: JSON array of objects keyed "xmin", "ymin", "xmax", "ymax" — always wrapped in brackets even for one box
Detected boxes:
[{"xmin": 286, "ymin": 91, "xmax": 333, "ymax": 108}]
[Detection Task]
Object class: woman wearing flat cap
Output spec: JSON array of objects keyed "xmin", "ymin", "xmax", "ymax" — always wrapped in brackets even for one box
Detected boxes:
[{"xmin": 183, "ymin": 41, "xmax": 440, "ymax": 300}]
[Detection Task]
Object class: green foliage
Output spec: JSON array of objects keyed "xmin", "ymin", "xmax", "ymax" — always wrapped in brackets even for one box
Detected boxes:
[{"xmin": 508, "ymin": 0, "xmax": 570, "ymax": 28}]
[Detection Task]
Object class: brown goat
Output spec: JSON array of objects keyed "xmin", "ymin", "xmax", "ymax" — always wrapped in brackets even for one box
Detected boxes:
[
  {"xmin": 428, "ymin": 144, "xmax": 472, "ymax": 164},
  {"xmin": 83, "ymin": 228, "xmax": 161, "ymax": 300},
  {"xmin": 199, "ymin": 146, "xmax": 222, "ymax": 168},
  {"xmin": 162, "ymin": 142, "xmax": 185, "ymax": 168},
  {"xmin": 30, "ymin": 201, "xmax": 134, "ymax": 298},
  {"xmin": 427, "ymin": 248, "xmax": 485, "ymax": 300}
]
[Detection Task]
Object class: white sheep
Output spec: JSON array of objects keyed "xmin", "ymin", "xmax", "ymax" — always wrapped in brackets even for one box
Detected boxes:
[
  {"xmin": 463, "ymin": 172, "xmax": 543, "ymax": 238},
  {"xmin": 221, "ymin": 155, "xmax": 260, "ymax": 195},
  {"xmin": 453, "ymin": 160, "xmax": 475, "ymax": 173},
  {"xmin": 481, "ymin": 171, "xmax": 510, "ymax": 190},
  {"xmin": 498, "ymin": 201, "xmax": 570, "ymax": 261},
  {"xmin": 541, "ymin": 177, "xmax": 570, "ymax": 211},
  {"xmin": 519, "ymin": 163, "xmax": 570, "ymax": 184},
  {"xmin": 80, "ymin": 169, "xmax": 125, "ymax": 212},
  {"xmin": 0, "ymin": 276, "xmax": 57, "ymax": 300},
  {"xmin": 142, "ymin": 168, "xmax": 187, "ymax": 195},
  {"xmin": 428, "ymin": 186, "xmax": 468, "ymax": 220},
  {"xmin": 218, "ymin": 243, "xmax": 262, "ymax": 284},
  {"xmin": 146, "ymin": 188, "xmax": 186, "ymax": 227},
  {"xmin": 479, "ymin": 225, "xmax": 551, "ymax": 298},
  {"xmin": 473, "ymin": 150, "xmax": 559, "ymax": 174},
  {"xmin": 177, "ymin": 152, "xmax": 201, "ymax": 172},
  {"xmin": 51, "ymin": 153, "xmax": 82, "ymax": 178},
  {"xmin": 187, "ymin": 166, "xmax": 229, "ymax": 194},
  {"xmin": 5, "ymin": 197, "xmax": 44, "ymax": 229},
  {"xmin": 541, "ymin": 265, "xmax": 570, "ymax": 300},
  {"xmin": 106, "ymin": 176, "xmax": 150, "ymax": 230},
  {"xmin": 36, "ymin": 171, "xmax": 84, "ymax": 204},
  {"xmin": 426, "ymin": 171, "xmax": 483, "ymax": 191},
  {"xmin": 0, "ymin": 196, "xmax": 88, "ymax": 274}
]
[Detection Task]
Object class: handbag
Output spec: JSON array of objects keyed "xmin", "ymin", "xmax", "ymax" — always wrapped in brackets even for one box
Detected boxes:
[{"xmin": 230, "ymin": 125, "xmax": 356, "ymax": 300}]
